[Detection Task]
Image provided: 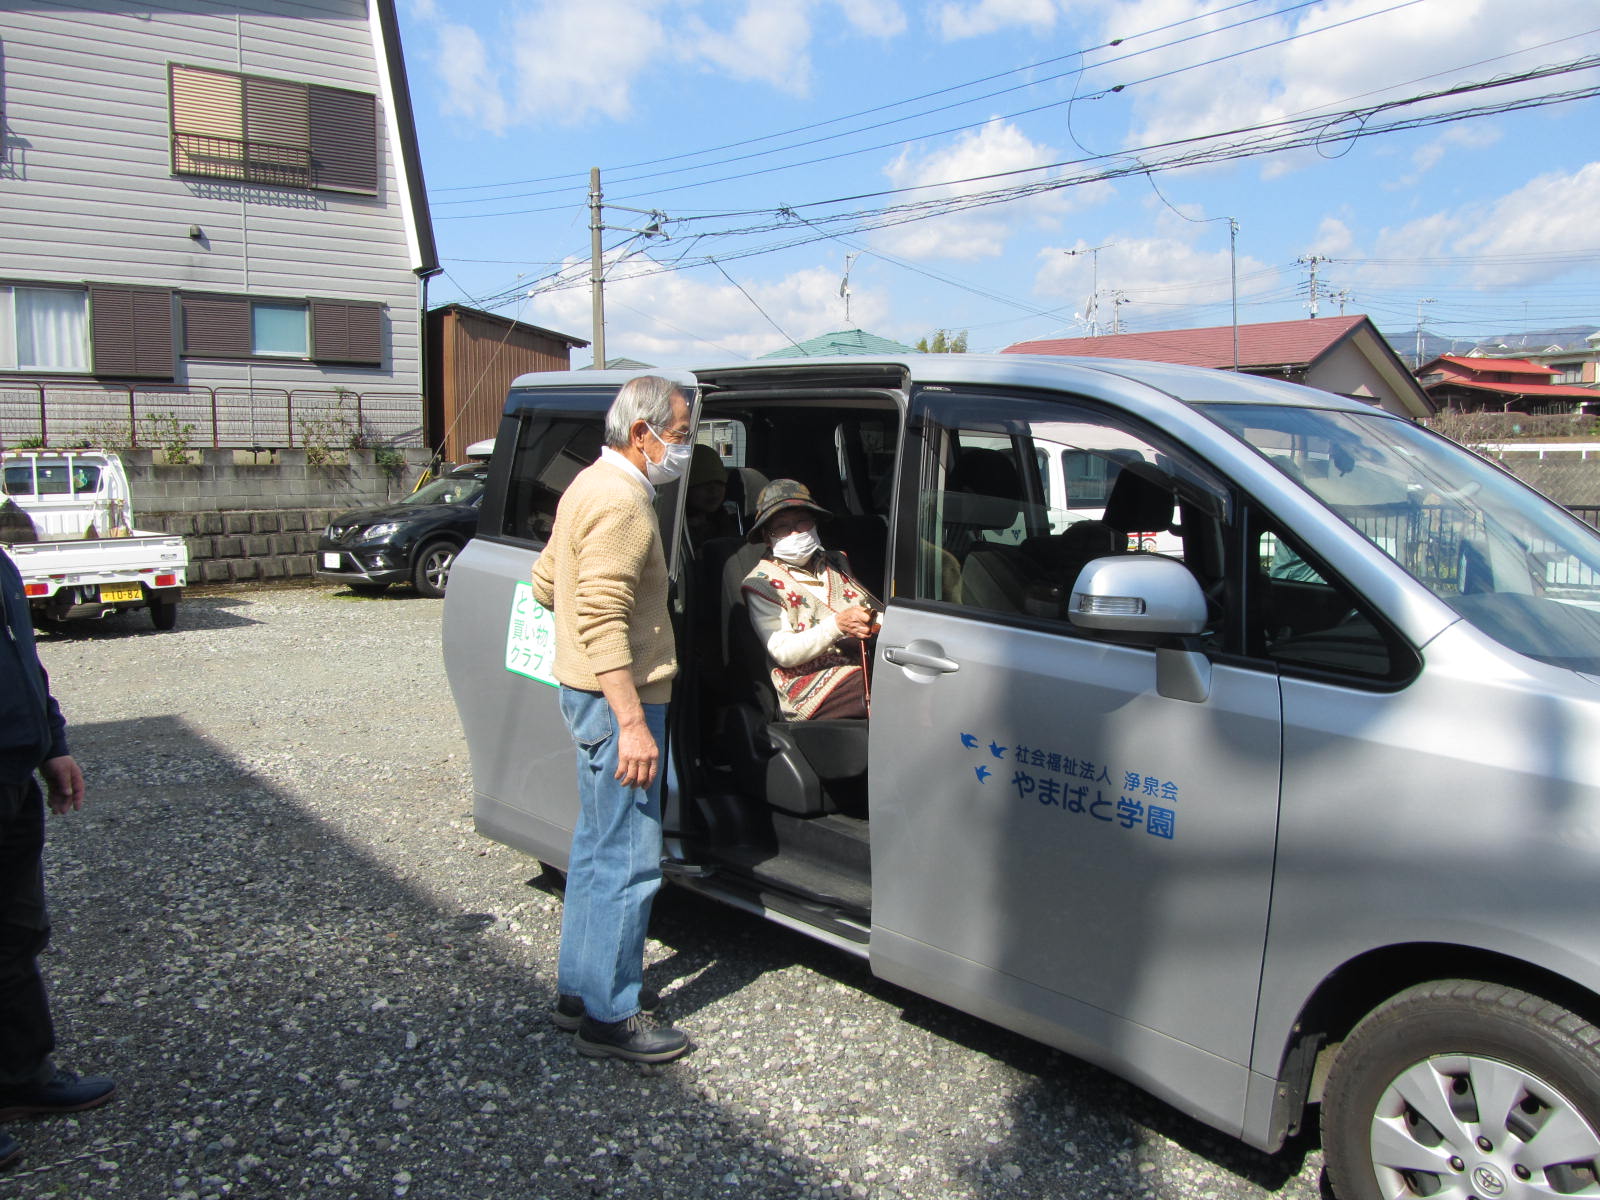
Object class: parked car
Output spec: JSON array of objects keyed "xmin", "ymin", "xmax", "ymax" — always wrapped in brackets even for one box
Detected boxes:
[
  {"xmin": 315, "ymin": 465, "xmax": 485, "ymax": 597},
  {"xmin": 444, "ymin": 357, "xmax": 1600, "ymax": 1199},
  {"xmin": 1, "ymin": 449, "xmax": 187, "ymax": 629}
]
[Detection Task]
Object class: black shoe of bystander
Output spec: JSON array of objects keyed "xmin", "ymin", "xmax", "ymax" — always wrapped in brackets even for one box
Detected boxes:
[
  {"xmin": 574, "ymin": 1013, "xmax": 690, "ymax": 1063},
  {"xmin": 0, "ymin": 1130, "xmax": 20, "ymax": 1169},
  {"xmin": 552, "ymin": 986, "xmax": 660, "ymax": 1032},
  {"xmin": 0, "ymin": 1069, "xmax": 117, "ymax": 1121}
]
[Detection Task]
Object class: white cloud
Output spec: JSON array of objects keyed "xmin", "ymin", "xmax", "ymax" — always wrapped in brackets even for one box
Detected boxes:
[
  {"xmin": 937, "ymin": 0, "xmax": 1063, "ymax": 40},
  {"xmin": 1456, "ymin": 162, "xmax": 1600, "ymax": 283},
  {"xmin": 433, "ymin": 23, "xmax": 509, "ymax": 133},
  {"xmin": 507, "ymin": 0, "xmax": 671, "ymax": 125},
  {"xmin": 686, "ymin": 0, "xmax": 815, "ymax": 95},
  {"xmin": 1384, "ymin": 125, "xmax": 1499, "ymax": 191},
  {"xmin": 1033, "ymin": 233, "xmax": 1273, "ymax": 330},
  {"xmin": 1308, "ymin": 216, "xmax": 1355, "ymax": 257},
  {"xmin": 1098, "ymin": 0, "xmax": 1579, "ymax": 174},
  {"xmin": 840, "ymin": 0, "xmax": 907, "ymax": 37},
  {"xmin": 524, "ymin": 259, "xmax": 885, "ymax": 363},
  {"xmin": 874, "ymin": 118, "xmax": 1106, "ymax": 260},
  {"xmin": 416, "ymin": 0, "xmax": 916, "ymax": 129},
  {"xmin": 1359, "ymin": 162, "xmax": 1600, "ymax": 290}
]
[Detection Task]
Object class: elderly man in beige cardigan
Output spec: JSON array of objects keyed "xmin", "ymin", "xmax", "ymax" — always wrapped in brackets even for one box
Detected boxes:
[{"xmin": 530, "ymin": 375, "xmax": 694, "ymax": 1064}]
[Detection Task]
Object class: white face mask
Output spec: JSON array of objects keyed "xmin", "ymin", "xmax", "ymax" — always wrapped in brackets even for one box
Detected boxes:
[
  {"xmin": 644, "ymin": 427, "xmax": 692, "ymax": 485},
  {"xmin": 771, "ymin": 528, "xmax": 822, "ymax": 565}
]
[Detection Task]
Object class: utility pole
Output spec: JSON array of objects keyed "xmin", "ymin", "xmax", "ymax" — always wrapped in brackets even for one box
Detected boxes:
[
  {"xmin": 840, "ymin": 252, "xmax": 859, "ymax": 326},
  {"xmin": 1110, "ymin": 291, "xmax": 1129, "ymax": 335},
  {"xmin": 1228, "ymin": 218, "xmax": 1239, "ymax": 371},
  {"xmin": 1065, "ymin": 243, "xmax": 1112, "ymax": 336},
  {"xmin": 1415, "ymin": 297, "xmax": 1436, "ymax": 368},
  {"xmin": 1297, "ymin": 255, "xmax": 1329, "ymax": 318},
  {"xmin": 589, "ymin": 167, "xmax": 605, "ymax": 370},
  {"xmin": 1333, "ymin": 289, "xmax": 1352, "ymax": 317}
]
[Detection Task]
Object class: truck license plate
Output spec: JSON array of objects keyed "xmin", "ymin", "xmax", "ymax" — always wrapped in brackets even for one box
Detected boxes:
[
  {"xmin": 99, "ymin": 584, "xmax": 143, "ymax": 603},
  {"xmin": 322, "ymin": 552, "xmax": 341, "ymax": 569}
]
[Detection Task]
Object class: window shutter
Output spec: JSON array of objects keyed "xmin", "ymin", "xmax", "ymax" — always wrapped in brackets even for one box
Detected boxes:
[
  {"xmin": 311, "ymin": 301, "xmax": 382, "ymax": 365},
  {"xmin": 181, "ymin": 293, "xmax": 250, "ymax": 358},
  {"xmin": 243, "ymin": 76, "xmax": 312, "ymax": 187},
  {"xmin": 171, "ymin": 64, "xmax": 245, "ymax": 179},
  {"xmin": 90, "ymin": 286, "xmax": 174, "ymax": 379},
  {"xmin": 308, "ymin": 85, "xmax": 378, "ymax": 195}
]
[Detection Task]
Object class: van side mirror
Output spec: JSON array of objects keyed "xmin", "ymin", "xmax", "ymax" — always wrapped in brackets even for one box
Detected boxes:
[
  {"xmin": 1068, "ymin": 556, "xmax": 1206, "ymax": 638},
  {"xmin": 1069, "ymin": 556, "xmax": 1212, "ymax": 703}
]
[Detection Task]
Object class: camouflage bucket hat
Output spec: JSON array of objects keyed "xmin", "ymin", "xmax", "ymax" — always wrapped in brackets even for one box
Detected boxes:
[{"xmin": 748, "ymin": 479, "xmax": 832, "ymax": 542}]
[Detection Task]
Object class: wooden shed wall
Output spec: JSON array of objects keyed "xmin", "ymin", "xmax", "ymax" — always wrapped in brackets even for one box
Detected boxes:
[{"xmin": 429, "ymin": 308, "xmax": 578, "ymax": 460}]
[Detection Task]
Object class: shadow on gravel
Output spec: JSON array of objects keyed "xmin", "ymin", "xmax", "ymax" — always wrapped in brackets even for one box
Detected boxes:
[
  {"xmin": 34, "ymin": 595, "xmax": 261, "ymax": 639},
  {"xmin": 13, "ymin": 714, "xmax": 836, "ymax": 1199},
  {"xmin": 640, "ymin": 886, "xmax": 1321, "ymax": 1199}
]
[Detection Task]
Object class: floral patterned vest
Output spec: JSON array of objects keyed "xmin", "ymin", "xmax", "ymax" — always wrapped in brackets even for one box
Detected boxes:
[{"xmin": 741, "ymin": 552, "xmax": 868, "ymax": 719}]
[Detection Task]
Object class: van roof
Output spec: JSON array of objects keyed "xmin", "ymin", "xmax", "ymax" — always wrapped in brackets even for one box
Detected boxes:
[{"xmin": 505, "ymin": 354, "xmax": 1377, "ymax": 416}]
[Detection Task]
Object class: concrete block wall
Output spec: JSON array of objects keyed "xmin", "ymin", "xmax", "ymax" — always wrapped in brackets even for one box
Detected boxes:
[{"xmin": 122, "ymin": 446, "xmax": 437, "ymax": 583}]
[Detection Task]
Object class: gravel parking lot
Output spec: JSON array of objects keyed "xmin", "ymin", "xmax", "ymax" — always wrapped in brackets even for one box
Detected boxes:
[{"xmin": 14, "ymin": 583, "xmax": 1327, "ymax": 1200}]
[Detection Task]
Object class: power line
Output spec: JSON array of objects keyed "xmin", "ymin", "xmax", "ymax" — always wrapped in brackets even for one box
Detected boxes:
[
  {"xmin": 436, "ymin": 0, "xmax": 1431, "ymax": 217},
  {"xmin": 427, "ymin": 0, "xmax": 1294, "ymax": 197}
]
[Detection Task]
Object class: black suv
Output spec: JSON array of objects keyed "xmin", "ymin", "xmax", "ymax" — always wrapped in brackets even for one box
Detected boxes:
[{"xmin": 315, "ymin": 465, "xmax": 486, "ymax": 597}]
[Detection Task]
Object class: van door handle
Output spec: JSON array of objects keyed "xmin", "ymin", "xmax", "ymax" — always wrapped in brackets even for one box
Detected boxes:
[{"xmin": 882, "ymin": 644, "xmax": 960, "ymax": 674}]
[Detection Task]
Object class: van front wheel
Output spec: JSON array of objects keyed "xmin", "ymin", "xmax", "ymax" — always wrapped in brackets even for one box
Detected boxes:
[{"xmin": 1321, "ymin": 980, "xmax": 1600, "ymax": 1200}]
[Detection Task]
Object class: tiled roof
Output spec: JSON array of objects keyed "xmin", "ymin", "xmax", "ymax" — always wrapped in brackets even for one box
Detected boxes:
[
  {"xmin": 1425, "ymin": 378, "xmax": 1597, "ymax": 399},
  {"xmin": 759, "ymin": 329, "xmax": 917, "ymax": 359},
  {"xmin": 1430, "ymin": 355, "xmax": 1554, "ymax": 377},
  {"xmin": 1002, "ymin": 315, "xmax": 1368, "ymax": 369}
]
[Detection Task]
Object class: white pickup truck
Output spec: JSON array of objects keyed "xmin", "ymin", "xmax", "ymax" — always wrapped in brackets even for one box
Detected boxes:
[{"xmin": 0, "ymin": 449, "xmax": 188, "ymax": 630}]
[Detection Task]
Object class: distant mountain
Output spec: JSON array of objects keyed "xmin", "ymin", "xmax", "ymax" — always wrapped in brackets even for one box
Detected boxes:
[{"xmin": 1382, "ymin": 325, "xmax": 1599, "ymax": 369}]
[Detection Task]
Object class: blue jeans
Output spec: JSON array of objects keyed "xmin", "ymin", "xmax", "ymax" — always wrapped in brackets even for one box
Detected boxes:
[{"xmin": 555, "ymin": 686, "xmax": 667, "ymax": 1023}]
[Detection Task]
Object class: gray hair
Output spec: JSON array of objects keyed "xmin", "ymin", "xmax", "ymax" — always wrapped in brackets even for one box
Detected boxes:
[{"xmin": 604, "ymin": 375, "xmax": 684, "ymax": 449}]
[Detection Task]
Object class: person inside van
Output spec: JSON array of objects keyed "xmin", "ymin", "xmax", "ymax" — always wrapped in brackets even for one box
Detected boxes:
[
  {"xmin": 684, "ymin": 444, "xmax": 741, "ymax": 549},
  {"xmin": 741, "ymin": 479, "xmax": 878, "ymax": 720}
]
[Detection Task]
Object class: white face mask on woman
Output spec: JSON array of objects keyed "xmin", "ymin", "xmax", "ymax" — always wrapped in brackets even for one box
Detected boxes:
[
  {"xmin": 771, "ymin": 528, "xmax": 822, "ymax": 566},
  {"xmin": 643, "ymin": 426, "xmax": 693, "ymax": 486}
]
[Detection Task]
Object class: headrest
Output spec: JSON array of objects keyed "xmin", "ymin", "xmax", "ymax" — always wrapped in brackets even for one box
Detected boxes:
[
  {"xmin": 945, "ymin": 448, "xmax": 1023, "ymax": 531},
  {"xmin": 1102, "ymin": 462, "xmax": 1174, "ymax": 534}
]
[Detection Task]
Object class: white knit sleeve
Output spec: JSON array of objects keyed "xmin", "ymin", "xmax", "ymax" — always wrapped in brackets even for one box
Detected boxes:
[{"xmin": 746, "ymin": 589, "xmax": 844, "ymax": 668}]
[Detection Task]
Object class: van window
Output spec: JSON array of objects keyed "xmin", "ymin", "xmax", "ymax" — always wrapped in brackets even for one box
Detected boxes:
[
  {"xmin": 1209, "ymin": 404, "xmax": 1600, "ymax": 673},
  {"xmin": 1253, "ymin": 517, "xmax": 1404, "ymax": 680},
  {"xmin": 909, "ymin": 388, "xmax": 1225, "ymax": 623},
  {"xmin": 497, "ymin": 412, "xmax": 605, "ymax": 547}
]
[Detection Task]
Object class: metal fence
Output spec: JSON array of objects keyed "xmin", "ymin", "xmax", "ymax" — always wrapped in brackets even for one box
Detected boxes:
[
  {"xmin": 0, "ymin": 382, "xmax": 424, "ymax": 451},
  {"xmin": 1268, "ymin": 503, "xmax": 1600, "ymax": 593}
]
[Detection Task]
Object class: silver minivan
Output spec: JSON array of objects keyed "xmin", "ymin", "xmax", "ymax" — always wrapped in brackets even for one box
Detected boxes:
[{"xmin": 444, "ymin": 355, "xmax": 1600, "ymax": 1200}]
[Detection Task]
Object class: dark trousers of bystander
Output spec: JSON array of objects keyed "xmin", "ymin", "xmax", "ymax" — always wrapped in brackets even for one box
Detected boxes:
[{"xmin": 0, "ymin": 779, "xmax": 55, "ymax": 1089}]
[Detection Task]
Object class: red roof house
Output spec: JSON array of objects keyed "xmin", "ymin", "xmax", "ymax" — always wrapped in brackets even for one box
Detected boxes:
[
  {"xmin": 1417, "ymin": 355, "xmax": 1598, "ymax": 413},
  {"xmin": 1004, "ymin": 315, "xmax": 1433, "ymax": 418}
]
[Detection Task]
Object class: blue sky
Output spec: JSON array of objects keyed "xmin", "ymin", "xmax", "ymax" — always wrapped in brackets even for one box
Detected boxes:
[{"xmin": 397, "ymin": 0, "xmax": 1600, "ymax": 366}]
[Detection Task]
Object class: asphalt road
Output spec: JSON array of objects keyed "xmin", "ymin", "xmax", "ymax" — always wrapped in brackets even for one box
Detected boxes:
[{"xmin": 11, "ymin": 583, "xmax": 1328, "ymax": 1199}]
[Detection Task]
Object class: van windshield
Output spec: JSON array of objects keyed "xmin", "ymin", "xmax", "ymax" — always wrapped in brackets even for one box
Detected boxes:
[{"xmin": 1205, "ymin": 404, "xmax": 1600, "ymax": 673}]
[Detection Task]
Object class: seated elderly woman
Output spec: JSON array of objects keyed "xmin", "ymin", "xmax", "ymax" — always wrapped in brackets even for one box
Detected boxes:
[{"xmin": 741, "ymin": 479, "xmax": 878, "ymax": 721}]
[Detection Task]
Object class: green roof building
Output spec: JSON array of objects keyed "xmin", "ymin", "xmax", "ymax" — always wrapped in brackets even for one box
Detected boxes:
[{"xmin": 758, "ymin": 329, "xmax": 916, "ymax": 359}]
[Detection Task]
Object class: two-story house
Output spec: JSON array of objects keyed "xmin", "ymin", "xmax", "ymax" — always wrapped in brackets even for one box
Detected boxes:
[
  {"xmin": 0, "ymin": 0, "xmax": 437, "ymax": 449},
  {"xmin": 1416, "ymin": 355, "xmax": 1599, "ymax": 414}
]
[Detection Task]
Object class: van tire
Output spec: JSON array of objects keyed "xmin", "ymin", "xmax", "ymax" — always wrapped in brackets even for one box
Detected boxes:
[
  {"xmin": 1321, "ymin": 979, "xmax": 1600, "ymax": 1200},
  {"xmin": 149, "ymin": 596, "xmax": 179, "ymax": 630},
  {"xmin": 411, "ymin": 539, "xmax": 458, "ymax": 598}
]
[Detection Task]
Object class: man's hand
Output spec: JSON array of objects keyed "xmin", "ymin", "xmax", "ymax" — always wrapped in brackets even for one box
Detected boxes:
[
  {"xmin": 40, "ymin": 755, "xmax": 85, "ymax": 814},
  {"xmin": 836, "ymin": 604, "xmax": 877, "ymax": 641},
  {"xmin": 614, "ymin": 717, "xmax": 660, "ymax": 790},
  {"xmin": 594, "ymin": 667, "xmax": 659, "ymax": 790}
]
